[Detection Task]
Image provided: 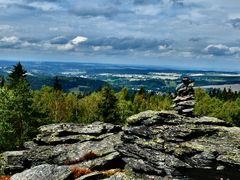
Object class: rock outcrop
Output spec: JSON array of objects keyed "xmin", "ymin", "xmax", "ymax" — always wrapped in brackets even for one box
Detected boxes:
[
  {"xmin": 173, "ymin": 77, "xmax": 195, "ymax": 116},
  {"xmin": 119, "ymin": 111, "xmax": 240, "ymax": 179},
  {"xmin": 1, "ymin": 122, "xmax": 124, "ymax": 180},
  {"xmin": 1, "ymin": 111, "xmax": 240, "ymax": 179}
]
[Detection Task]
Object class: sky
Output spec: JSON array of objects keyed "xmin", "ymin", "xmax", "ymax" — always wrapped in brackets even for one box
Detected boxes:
[{"xmin": 0, "ymin": 0, "xmax": 240, "ymax": 71}]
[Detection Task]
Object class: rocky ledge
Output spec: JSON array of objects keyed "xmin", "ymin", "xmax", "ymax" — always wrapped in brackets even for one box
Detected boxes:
[{"xmin": 1, "ymin": 111, "xmax": 240, "ymax": 179}]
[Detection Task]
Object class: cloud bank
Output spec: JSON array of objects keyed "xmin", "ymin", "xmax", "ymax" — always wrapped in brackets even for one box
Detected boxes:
[{"xmin": 0, "ymin": 0, "xmax": 240, "ymax": 69}]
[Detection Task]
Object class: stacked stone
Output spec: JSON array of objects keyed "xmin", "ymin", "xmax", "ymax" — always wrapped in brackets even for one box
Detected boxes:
[{"xmin": 173, "ymin": 76, "xmax": 195, "ymax": 116}]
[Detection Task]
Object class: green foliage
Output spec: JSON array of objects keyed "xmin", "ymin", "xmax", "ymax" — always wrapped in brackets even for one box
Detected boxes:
[
  {"xmin": 77, "ymin": 92, "xmax": 102, "ymax": 124},
  {"xmin": 0, "ymin": 76, "xmax": 4, "ymax": 88},
  {"xmin": 0, "ymin": 88, "xmax": 16, "ymax": 151},
  {"xmin": 65, "ymin": 92, "xmax": 79, "ymax": 122},
  {"xmin": 116, "ymin": 88, "xmax": 134, "ymax": 123},
  {"xmin": 146, "ymin": 94, "xmax": 172, "ymax": 111},
  {"xmin": 31, "ymin": 86, "xmax": 173, "ymax": 126},
  {"xmin": 7, "ymin": 62, "xmax": 27, "ymax": 89},
  {"xmin": 132, "ymin": 88, "xmax": 172, "ymax": 114},
  {"xmin": 53, "ymin": 76, "xmax": 62, "ymax": 91},
  {"xmin": 0, "ymin": 80, "xmax": 34, "ymax": 150},
  {"xmin": 194, "ymin": 88, "xmax": 240, "ymax": 126},
  {"xmin": 32, "ymin": 86, "xmax": 71, "ymax": 123},
  {"xmin": 0, "ymin": 62, "xmax": 35, "ymax": 151},
  {"xmin": 97, "ymin": 86, "xmax": 120, "ymax": 124},
  {"xmin": 12, "ymin": 79, "xmax": 33, "ymax": 141},
  {"xmin": 27, "ymin": 75, "xmax": 105, "ymax": 94},
  {"xmin": 208, "ymin": 88, "xmax": 240, "ymax": 101}
]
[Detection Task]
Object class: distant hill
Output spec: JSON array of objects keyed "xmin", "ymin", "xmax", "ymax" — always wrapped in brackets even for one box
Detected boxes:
[
  {"xmin": 27, "ymin": 76, "xmax": 107, "ymax": 94},
  {"xmin": 1, "ymin": 60, "xmax": 240, "ymax": 93}
]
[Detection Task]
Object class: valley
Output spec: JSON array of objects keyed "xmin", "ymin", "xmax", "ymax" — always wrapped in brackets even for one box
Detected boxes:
[{"xmin": 1, "ymin": 60, "xmax": 240, "ymax": 93}]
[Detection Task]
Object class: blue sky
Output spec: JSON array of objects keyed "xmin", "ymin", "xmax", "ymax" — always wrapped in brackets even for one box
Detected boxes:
[{"xmin": 0, "ymin": 0, "xmax": 240, "ymax": 71}]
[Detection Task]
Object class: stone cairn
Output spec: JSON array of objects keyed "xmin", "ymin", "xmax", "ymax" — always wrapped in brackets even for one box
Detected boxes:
[{"xmin": 173, "ymin": 76, "xmax": 195, "ymax": 116}]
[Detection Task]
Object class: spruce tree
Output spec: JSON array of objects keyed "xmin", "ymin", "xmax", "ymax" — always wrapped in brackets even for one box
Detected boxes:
[
  {"xmin": 6, "ymin": 62, "xmax": 33, "ymax": 147},
  {"xmin": 8, "ymin": 62, "xmax": 27, "ymax": 89},
  {"xmin": 53, "ymin": 76, "xmax": 62, "ymax": 91},
  {"xmin": 12, "ymin": 79, "xmax": 33, "ymax": 144},
  {"xmin": 98, "ymin": 86, "xmax": 120, "ymax": 124},
  {"xmin": 0, "ymin": 75, "xmax": 4, "ymax": 88},
  {"xmin": 0, "ymin": 88, "xmax": 16, "ymax": 151}
]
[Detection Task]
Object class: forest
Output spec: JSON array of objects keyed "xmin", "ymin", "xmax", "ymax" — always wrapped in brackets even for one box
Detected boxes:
[{"xmin": 1, "ymin": 62, "xmax": 240, "ymax": 152}]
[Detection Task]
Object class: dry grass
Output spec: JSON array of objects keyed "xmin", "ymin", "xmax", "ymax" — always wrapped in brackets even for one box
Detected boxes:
[
  {"xmin": 70, "ymin": 167, "xmax": 92, "ymax": 179},
  {"xmin": 67, "ymin": 151, "xmax": 125, "ymax": 179},
  {"xmin": 101, "ymin": 169, "xmax": 125, "ymax": 176},
  {"xmin": 70, "ymin": 167, "xmax": 126, "ymax": 179},
  {"xmin": 0, "ymin": 176, "xmax": 11, "ymax": 180}
]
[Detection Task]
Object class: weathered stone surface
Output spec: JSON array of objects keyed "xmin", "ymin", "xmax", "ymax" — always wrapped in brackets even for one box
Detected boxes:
[
  {"xmin": 104, "ymin": 172, "xmax": 132, "ymax": 180},
  {"xmin": 1, "ymin": 122, "xmax": 124, "ymax": 179},
  {"xmin": 1, "ymin": 151, "xmax": 28, "ymax": 175},
  {"xmin": 34, "ymin": 122, "xmax": 121, "ymax": 145},
  {"xmin": 2, "ymin": 111, "xmax": 240, "ymax": 179},
  {"xmin": 118, "ymin": 111, "xmax": 240, "ymax": 179},
  {"xmin": 10, "ymin": 164, "xmax": 71, "ymax": 180},
  {"xmin": 127, "ymin": 110, "xmax": 162, "ymax": 125}
]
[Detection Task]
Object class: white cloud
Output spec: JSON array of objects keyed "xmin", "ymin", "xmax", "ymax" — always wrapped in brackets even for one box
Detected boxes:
[
  {"xmin": 56, "ymin": 43, "xmax": 74, "ymax": 51},
  {"xmin": 205, "ymin": 44, "xmax": 228, "ymax": 50},
  {"xmin": 0, "ymin": 36, "xmax": 19, "ymax": 44},
  {"xmin": 71, "ymin": 36, "xmax": 88, "ymax": 45},
  {"xmin": 55, "ymin": 36, "xmax": 88, "ymax": 51},
  {"xmin": 0, "ymin": 36, "xmax": 41, "ymax": 49},
  {"xmin": 158, "ymin": 44, "xmax": 169, "ymax": 50},
  {"xmin": 204, "ymin": 44, "xmax": 240, "ymax": 56},
  {"xmin": 229, "ymin": 47, "xmax": 240, "ymax": 54},
  {"xmin": 1, "ymin": 0, "xmax": 240, "ymax": 65},
  {"xmin": 92, "ymin": 45, "xmax": 112, "ymax": 51},
  {"xmin": 28, "ymin": 2, "xmax": 62, "ymax": 11}
]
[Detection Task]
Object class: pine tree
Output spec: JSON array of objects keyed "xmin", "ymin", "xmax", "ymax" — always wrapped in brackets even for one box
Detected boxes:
[
  {"xmin": 6, "ymin": 62, "xmax": 33, "ymax": 147},
  {"xmin": 8, "ymin": 62, "xmax": 27, "ymax": 89},
  {"xmin": 0, "ymin": 76, "xmax": 4, "ymax": 88},
  {"xmin": 98, "ymin": 86, "xmax": 120, "ymax": 124},
  {"xmin": 12, "ymin": 79, "xmax": 33, "ymax": 144},
  {"xmin": 0, "ymin": 88, "xmax": 16, "ymax": 151},
  {"xmin": 53, "ymin": 76, "xmax": 62, "ymax": 91}
]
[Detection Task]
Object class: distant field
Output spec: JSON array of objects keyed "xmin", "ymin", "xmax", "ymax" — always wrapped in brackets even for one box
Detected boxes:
[{"xmin": 199, "ymin": 84, "xmax": 240, "ymax": 92}]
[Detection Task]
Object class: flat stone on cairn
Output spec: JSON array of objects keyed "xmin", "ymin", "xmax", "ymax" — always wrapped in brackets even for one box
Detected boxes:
[{"xmin": 173, "ymin": 76, "xmax": 195, "ymax": 116}]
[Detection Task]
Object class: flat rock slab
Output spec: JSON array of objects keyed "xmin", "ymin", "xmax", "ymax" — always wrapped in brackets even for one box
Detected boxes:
[{"xmin": 10, "ymin": 164, "xmax": 71, "ymax": 180}]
